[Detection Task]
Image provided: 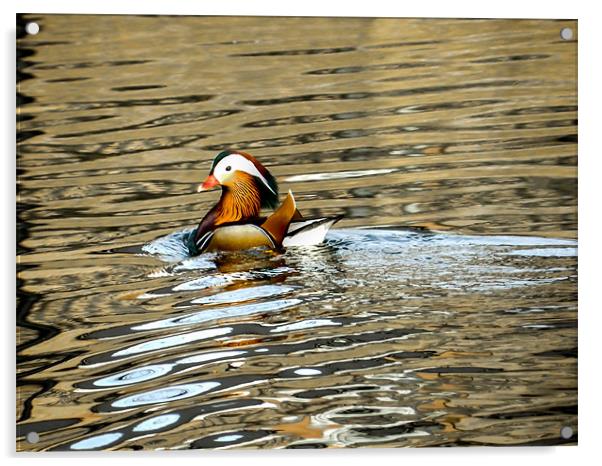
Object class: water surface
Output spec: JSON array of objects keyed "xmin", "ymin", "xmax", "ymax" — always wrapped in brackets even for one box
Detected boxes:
[{"xmin": 17, "ymin": 15, "xmax": 577, "ymax": 450}]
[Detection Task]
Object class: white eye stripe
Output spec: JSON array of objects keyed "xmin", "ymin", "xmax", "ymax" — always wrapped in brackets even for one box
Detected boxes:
[{"xmin": 213, "ymin": 154, "xmax": 276, "ymax": 194}]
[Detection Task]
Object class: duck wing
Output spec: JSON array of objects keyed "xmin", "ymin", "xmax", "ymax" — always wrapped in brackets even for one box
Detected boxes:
[
  {"xmin": 261, "ymin": 190, "xmax": 297, "ymax": 245},
  {"xmin": 188, "ymin": 192, "xmax": 340, "ymax": 254}
]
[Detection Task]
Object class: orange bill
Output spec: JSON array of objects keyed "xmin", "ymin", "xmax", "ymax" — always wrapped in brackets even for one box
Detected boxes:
[{"xmin": 197, "ymin": 174, "xmax": 219, "ymax": 192}]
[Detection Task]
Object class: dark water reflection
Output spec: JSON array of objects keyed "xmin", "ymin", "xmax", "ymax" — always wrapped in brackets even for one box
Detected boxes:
[{"xmin": 17, "ymin": 15, "xmax": 577, "ymax": 450}]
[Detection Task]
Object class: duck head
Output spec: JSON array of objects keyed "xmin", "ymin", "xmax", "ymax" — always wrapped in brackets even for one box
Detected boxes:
[{"xmin": 197, "ymin": 150, "xmax": 279, "ymax": 209}]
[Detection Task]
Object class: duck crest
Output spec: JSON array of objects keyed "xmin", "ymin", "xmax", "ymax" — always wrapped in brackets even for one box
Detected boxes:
[{"xmin": 215, "ymin": 150, "xmax": 279, "ymax": 209}]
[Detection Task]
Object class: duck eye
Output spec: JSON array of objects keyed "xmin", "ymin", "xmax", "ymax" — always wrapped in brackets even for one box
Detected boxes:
[{"xmin": 225, "ymin": 166, "xmax": 232, "ymax": 172}]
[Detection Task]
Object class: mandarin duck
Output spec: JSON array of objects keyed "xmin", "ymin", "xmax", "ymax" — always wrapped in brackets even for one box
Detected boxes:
[{"xmin": 187, "ymin": 150, "xmax": 342, "ymax": 255}]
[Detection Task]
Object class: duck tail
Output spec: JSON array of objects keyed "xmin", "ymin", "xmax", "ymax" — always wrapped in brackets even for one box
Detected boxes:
[
  {"xmin": 282, "ymin": 215, "xmax": 343, "ymax": 247},
  {"xmin": 261, "ymin": 190, "xmax": 297, "ymax": 245}
]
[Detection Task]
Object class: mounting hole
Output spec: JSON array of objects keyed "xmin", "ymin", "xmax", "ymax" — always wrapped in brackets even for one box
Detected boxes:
[
  {"xmin": 560, "ymin": 27, "xmax": 573, "ymax": 41},
  {"xmin": 26, "ymin": 431, "xmax": 40, "ymax": 444},
  {"xmin": 560, "ymin": 426, "xmax": 573, "ymax": 439},
  {"xmin": 25, "ymin": 22, "xmax": 40, "ymax": 35}
]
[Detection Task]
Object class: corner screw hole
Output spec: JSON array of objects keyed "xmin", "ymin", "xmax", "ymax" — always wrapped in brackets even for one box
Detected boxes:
[
  {"xmin": 560, "ymin": 28, "xmax": 573, "ymax": 40},
  {"xmin": 25, "ymin": 22, "xmax": 40, "ymax": 35},
  {"xmin": 560, "ymin": 426, "xmax": 573, "ymax": 439}
]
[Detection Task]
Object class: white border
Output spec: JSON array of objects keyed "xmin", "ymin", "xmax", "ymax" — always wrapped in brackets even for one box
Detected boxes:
[
  {"xmin": 8, "ymin": 0, "xmax": 581, "ymax": 18},
  {"xmin": 4, "ymin": 1, "xmax": 600, "ymax": 466}
]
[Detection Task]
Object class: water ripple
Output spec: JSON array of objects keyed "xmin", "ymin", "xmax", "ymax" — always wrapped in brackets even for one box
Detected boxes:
[
  {"xmin": 132, "ymin": 413, "xmax": 181, "ymax": 432},
  {"xmin": 134, "ymin": 299, "xmax": 302, "ymax": 331},
  {"xmin": 285, "ymin": 169, "xmax": 396, "ymax": 183},
  {"xmin": 94, "ymin": 364, "xmax": 174, "ymax": 387},
  {"xmin": 17, "ymin": 15, "xmax": 577, "ymax": 451},
  {"xmin": 191, "ymin": 285, "xmax": 298, "ymax": 305},
  {"xmin": 111, "ymin": 382, "xmax": 221, "ymax": 408},
  {"xmin": 112, "ymin": 327, "xmax": 232, "ymax": 358},
  {"xmin": 70, "ymin": 432, "xmax": 123, "ymax": 450}
]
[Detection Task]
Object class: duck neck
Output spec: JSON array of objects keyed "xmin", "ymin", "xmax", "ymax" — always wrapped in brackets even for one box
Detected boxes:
[
  {"xmin": 195, "ymin": 176, "xmax": 262, "ymax": 242},
  {"xmin": 214, "ymin": 183, "xmax": 262, "ymax": 224}
]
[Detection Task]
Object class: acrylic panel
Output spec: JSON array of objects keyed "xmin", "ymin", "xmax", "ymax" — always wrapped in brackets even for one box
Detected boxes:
[{"xmin": 16, "ymin": 14, "xmax": 577, "ymax": 451}]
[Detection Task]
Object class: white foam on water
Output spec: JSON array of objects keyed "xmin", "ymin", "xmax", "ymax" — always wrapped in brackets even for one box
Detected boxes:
[{"xmin": 502, "ymin": 247, "xmax": 577, "ymax": 257}]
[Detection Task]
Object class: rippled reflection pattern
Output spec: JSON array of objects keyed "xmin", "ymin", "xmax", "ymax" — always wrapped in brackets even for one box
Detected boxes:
[{"xmin": 17, "ymin": 15, "xmax": 576, "ymax": 450}]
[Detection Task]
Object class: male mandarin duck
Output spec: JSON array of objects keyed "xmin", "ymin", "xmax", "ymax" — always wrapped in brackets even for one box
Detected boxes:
[{"xmin": 187, "ymin": 150, "xmax": 342, "ymax": 255}]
